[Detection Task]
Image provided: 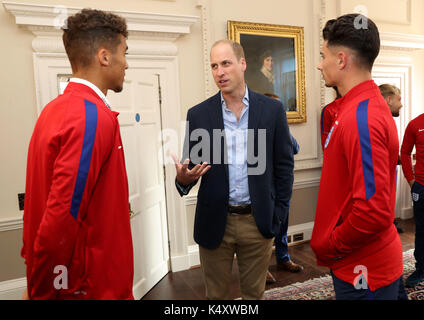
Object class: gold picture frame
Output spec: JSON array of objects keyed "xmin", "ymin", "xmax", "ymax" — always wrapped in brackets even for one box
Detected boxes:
[{"xmin": 228, "ymin": 20, "xmax": 306, "ymax": 123}]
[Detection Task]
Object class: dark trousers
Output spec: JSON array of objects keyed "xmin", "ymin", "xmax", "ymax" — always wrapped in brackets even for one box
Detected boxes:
[
  {"xmin": 331, "ymin": 272, "xmax": 407, "ymax": 300},
  {"xmin": 411, "ymin": 181, "xmax": 424, "ymax": 271},
  {"xmin": 275, "ymin": 218, "xmax": 290, "ymax": 263}
]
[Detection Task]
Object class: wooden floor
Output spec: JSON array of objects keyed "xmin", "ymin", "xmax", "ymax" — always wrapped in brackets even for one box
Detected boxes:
[{"xmin": 142, "ymin": 218, "xmax": 416, "ymax": 300}]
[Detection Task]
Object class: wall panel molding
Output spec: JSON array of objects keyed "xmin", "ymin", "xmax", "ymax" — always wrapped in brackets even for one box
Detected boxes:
[
  {"xmin": 0, "ymin": 217, "xmax": 23, "ymax": 232},
  {"xmin": 0, "ymin": 277, "xmax": 26, "ymax": 300},
  {"xmin": 337, "ymin": 0, "xmax": 411, "ymax": 26},
  {"xmin": 195, "ymin": 0, "xmax": 214, "ymax": 98},
  {"xmin": 380, "ymin": 32, "xmax": 424, "ymax": 51},
  {"xmin": 3, "ymin": 1, "xmax": 198, "ymax": 39}
]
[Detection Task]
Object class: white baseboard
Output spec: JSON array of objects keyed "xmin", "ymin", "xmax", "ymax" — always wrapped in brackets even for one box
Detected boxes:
[
  {"xmin": 170, "ymin": 245, "xmax": 200, "ymax": 272},
  {"xmin": 287, "ymin": 221, "xmax": 314, "ymax": 246},
  {"xmin": 0, "ymin": 276, "xmax": 160, "ymax": 300},
  {"xmin": 170, "ymin": 254, "xmax": 189, "ymax": 272},
  {"xmin": 187, "ymin": 244, "xmax": 200, "ymax": 267},
  {"xmin": 401, "ymin": 207, "xmax": 413, "ymax": 220},
  {"xmin": 0, "ymin": 217, "xmax": 23, "ymax": 232},
  {"xmin": 0, "ymin": 277, "xmax": 26, "ymax": 300}
]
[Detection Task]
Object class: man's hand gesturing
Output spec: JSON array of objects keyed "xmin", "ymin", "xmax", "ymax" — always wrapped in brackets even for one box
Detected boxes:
[{"xmin": 171, "ymin": 154, "xmax": 211, "ymax": 186}]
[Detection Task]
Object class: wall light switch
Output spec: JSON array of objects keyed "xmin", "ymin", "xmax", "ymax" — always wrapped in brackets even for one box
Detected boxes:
[{"xmin": 18, "ymin": 193, "xmax": 25, "ymax": 211}]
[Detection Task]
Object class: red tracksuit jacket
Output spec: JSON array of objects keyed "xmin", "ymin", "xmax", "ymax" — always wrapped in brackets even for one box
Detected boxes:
[
  {"xmin": 401, "ymin": 113, "xmax": 424, "ymax": 185},
  {"xmin": 311, "ymin": 80, "xmax": 403, "ymax": 291},
  {"xmin": 22, "ymin": 82, "xmax": 134, "ymax": 299},
  {"xmin": 320, "ymin": 99, "xmax": 339, "ymax": 151}
]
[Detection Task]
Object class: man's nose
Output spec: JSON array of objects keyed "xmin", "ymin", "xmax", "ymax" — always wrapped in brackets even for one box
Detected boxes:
[{"xmin": 216, "ymin": 66, "xmax": 225, "ymax": 76}]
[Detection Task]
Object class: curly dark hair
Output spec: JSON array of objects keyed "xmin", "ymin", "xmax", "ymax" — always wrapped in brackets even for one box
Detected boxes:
[
  {"xmin": 63, "ymin": 9, "xmax": 128, "ymax": 71},
  {"xmin": 323, "ymin": 13, "xmax": 380, "ymax": 71}
]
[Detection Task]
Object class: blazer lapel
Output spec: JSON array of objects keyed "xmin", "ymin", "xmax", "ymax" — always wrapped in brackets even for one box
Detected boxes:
[
  {"xmin": 207, "ymin": 92, "xmax": 229, "ymax": 182},
  {"xmin": 207, "ymin": 92, "xmax": 224, "ymax": 130},
  {"xmin": 248, "ymin": 89, "xmax": 262, "ymax": 130},
  {"xmin": 247, "ymin": 90, "xmax": 263, "ymax": 179}
]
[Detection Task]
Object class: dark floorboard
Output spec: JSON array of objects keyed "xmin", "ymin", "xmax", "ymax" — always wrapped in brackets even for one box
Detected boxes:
[{"xmin": 142, "ymin": 218, "xmax": 416, "ymax": 300}]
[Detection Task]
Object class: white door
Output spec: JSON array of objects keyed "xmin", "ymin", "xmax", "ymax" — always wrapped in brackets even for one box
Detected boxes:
[{"xmin": 107, "ymin": 69, "xmax": 170, "ymax": 299}]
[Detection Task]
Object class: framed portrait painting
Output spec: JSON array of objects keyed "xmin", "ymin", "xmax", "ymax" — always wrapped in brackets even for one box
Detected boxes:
[{"xmin": 228, "ymin": 21, "xmax": 306, "ymax": 123}]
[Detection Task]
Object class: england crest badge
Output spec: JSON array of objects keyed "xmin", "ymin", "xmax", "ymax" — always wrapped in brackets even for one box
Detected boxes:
[{"xmin": 413, "ymin": 192, "xmax": 419, "ymax": 202}]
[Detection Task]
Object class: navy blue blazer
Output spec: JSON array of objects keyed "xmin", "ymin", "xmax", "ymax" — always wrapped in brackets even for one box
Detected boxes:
[{"xmin": 177, "ymin": 89, "xmax": 294, "ymax": 249}]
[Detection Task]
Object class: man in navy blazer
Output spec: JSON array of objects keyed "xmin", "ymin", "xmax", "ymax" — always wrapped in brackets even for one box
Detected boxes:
[{"xmin": 173, "ymin": 40, "xmax": 294, "ymax": 299}]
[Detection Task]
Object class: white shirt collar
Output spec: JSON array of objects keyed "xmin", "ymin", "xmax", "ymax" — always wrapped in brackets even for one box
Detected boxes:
[
  {"xmin": 69, "ymin": 78, "xmax": 112, "ymax": 110},
  {"xmin": 220, "ymin": 85, "xmax": 250, "ymax": 106}
]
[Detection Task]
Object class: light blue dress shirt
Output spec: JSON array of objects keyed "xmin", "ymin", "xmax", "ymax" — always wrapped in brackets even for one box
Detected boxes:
[{"xmin": 221, "ymin": 87, "xmax": 251, "ymax": 205}]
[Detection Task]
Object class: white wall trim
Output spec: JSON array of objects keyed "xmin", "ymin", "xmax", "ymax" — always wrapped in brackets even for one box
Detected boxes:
[
  {"xmin": 0, "ymin": 274, "xmax": 176, "ymax": 300},
  {"xmin": 183, "ymin": 195, "xmax": 197, "ymax": 207},
  {"xmin": 287, "ymin": 221, "xmax": 314, "ymax": 246},
  {"xmin": 195, "ymin": 0, "xmax": 214, "ymax": 99},
  {"xmin": 0, "ymin": 277, "xmax": 26, "ymax": 300},
  {"xmin": 380, "ymin": 32, "xmax": 424, "ymax": 51},
  {"xmin": 0, "ymin": 217, "xmax": 23, "ymax": 232},
  {"xmin": 2, "ymin": 1, "xmax": 198, "ymax": 40},
  {"xmin": 293, "ymin": 177, "xmax": 321, "ymax": 190},
  {"xmin": 336, "ymin": 0, "xmax": 413, "ymax": 26},
  {"xmin": 170, "ymin": 245, "xmax": 200, "ymax": 272},
  {"xmin": 3, "ymin": 1, "xmax": 199, "ymax": 115},
  {"xmin": 401, "ymin": 207, "xmax": 413, "ymax": 220}
]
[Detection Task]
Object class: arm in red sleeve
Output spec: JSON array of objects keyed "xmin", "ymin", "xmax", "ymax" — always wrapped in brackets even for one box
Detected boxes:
[
  {"xmin": 400, "ymin": 122, "xmax": 416, "ymax": 183},
  {"xmin": 29, "ymin": 101, "xmax": 109, "ymax": 299}
]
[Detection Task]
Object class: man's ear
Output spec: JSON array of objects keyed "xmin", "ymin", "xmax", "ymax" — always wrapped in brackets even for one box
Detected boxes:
[
  {"xmin": 386, "ymin": 95, "xmax": 393, "ymax": 105},
  {"xmin": 97, "ymin": 47, "xmax": 110, "ymax": 67},
  {"xmin": 337, "ymin": 51, "xmax": 348, "ymax": 70},
  {"xmin": 240, "ymin": 57, "xmax": 247, "ymax": 72}
]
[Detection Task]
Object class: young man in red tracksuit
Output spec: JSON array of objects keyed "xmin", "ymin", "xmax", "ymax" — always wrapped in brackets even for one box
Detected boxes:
[
  {"xmin": 22, "ymin": 9, "xmax": 134, "ymax": 300},
  {"xmin": 311, "ymin": 14, "xmax": 404, "ymax": 299},
  {"xmin": 401, "ymin": 115, "xmax": 424, "ymax": 287}
]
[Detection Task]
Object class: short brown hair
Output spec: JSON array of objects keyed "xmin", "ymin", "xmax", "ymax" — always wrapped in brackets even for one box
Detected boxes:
[
  {"xmin": 63, "ymin": 9, "xmax": 128, "ymax": 71},
  {"xmin": 379, "ymin": 84, "xmax": 401, "ymax": 98},
  {"xmin": 211, "ymin": 40, "xmax": 245, "ymax": 60}
]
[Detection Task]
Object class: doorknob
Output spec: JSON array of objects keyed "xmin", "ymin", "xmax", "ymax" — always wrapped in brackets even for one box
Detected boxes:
[
  {"xmin": 135, "ymin": 113, "xmax": 141, "ymax": 123},
  {"xmin": 129, "ymin": 202, "xmax": 135, "ymax": 218}
]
